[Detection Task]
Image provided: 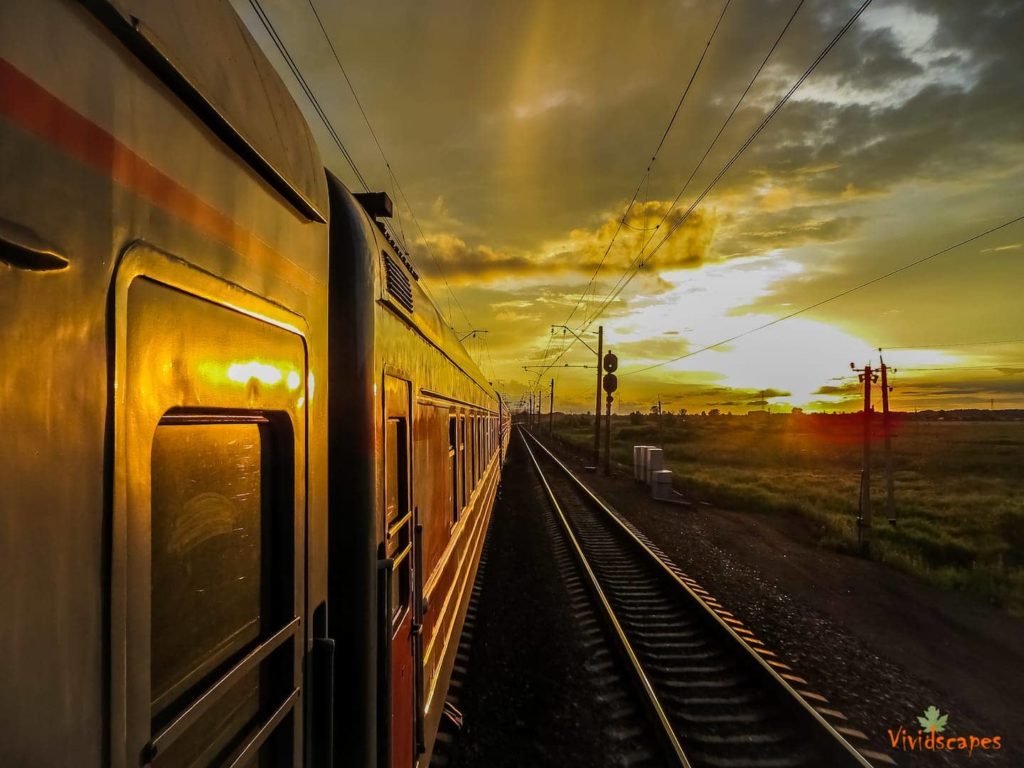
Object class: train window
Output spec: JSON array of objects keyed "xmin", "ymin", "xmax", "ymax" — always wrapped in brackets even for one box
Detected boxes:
[
  {"xmin": 386, "ymin": 417, "xmax": 409, "ymax": 526},
  {"xmin": 150, "ymin": 419, "xmax": 295, "ymax": 767},
  {"xmin": 449, "ymin": 416, "xmax": 458, "ymax": 524},
  {"xmin": 386, "ymin": 417, "xmax": 411, "ymax": 622},
  {"xmin": 476, "ymin": 416, "xmax": 482, "ymax": 483},
  {"xmin": 469, "ymin": 416, "xmax": 477, "ymax": 491},
  {"xmin": 460, "ymin": 416, "xmax": 467, "ymax": 511},
  {"xmin": 151, "ymin": 422, "xmax": 263, "ymax": 711}
]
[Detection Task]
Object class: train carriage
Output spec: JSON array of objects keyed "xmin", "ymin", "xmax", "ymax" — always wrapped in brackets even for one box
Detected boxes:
[
  {"xmin": 328, "ymin": 182, "xmax": 505, "ymax": 768},
  {"xmin": 0, "ymin": 1, "xmax": 507, "ymax": 766}
]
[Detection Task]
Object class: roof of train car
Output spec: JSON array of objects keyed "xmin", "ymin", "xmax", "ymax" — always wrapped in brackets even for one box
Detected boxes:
[
  {"xmin": 97, "ymin": 0, "xmax": 496, "ymax": 403},
  {"xmin": 92, "ymin": 0, "xmax": 328, "ymax": 220},
  {"xmin": 374, "ymin": 223, "xmax": 499, "ymax": 405},
  {"xmin": 409, "ymin": 255, "xmax": 497, "ymax": 402},
  {"xmin": 337, "ymin": 191, "xmax": 497, "ymax": 403}
]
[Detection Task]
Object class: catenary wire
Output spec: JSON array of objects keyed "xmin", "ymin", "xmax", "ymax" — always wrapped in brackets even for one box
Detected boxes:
[
  {"xmin": 301, "ymin": 0, "xmax": 473, "ymax": 331},
  {"xmin": 582, "ymin": 0, "xmax": 873, "ymax": 334},
  {"xmin": 249, "ymin": 0, "xmax": 368, "ymax": 190},
  {"xmin": 533, "ymin": 0, "xmax": 812, "ymax": 380},
  {"xmin": 622, "ymin": 213, "xmax": 1024, "ymax": 377},
  {"xmin": 559, "ymin": 0, "xmax": 734, "ymax": 334}
]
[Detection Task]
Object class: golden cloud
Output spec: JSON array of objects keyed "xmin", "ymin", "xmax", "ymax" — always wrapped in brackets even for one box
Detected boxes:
[{"xmin": 412, "ymin": 201, "xmax": 718, "ymax": 284}]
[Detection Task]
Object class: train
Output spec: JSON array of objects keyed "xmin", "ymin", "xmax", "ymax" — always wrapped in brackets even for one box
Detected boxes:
[{"xmin": 0, "ymin": 1, "xmax": 508, "ymax": 766}]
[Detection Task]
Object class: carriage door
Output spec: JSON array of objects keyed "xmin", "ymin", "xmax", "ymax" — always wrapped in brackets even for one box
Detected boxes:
[
  {"xmin": 112, "ymin": 249, "xmax": 309, "ymax": 768},
  {"xmin": 384, "ymin": 375, "xmax": 415, "ymax": 768}
]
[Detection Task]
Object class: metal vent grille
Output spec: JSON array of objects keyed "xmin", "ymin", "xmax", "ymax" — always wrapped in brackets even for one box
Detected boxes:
[{"xmin": 383, "ymin": 251, "xmax": 413, "ymax": 312}]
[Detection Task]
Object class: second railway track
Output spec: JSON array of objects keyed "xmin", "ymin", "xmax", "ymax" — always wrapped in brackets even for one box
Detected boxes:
[{"xmin": 520, "ymin": 427, "xmax": 882, "ymax": 768}]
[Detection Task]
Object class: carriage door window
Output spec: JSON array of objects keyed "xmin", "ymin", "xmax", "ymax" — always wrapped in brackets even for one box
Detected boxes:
[
  {"xmin": 469, "ymin": 416, "xmax": 477, "ymax": 492},
  {"xmin": 476, "ymin": 418, "xmax": 483, "ymax": 481},
  {"xmin": 150, "ymin": 418, "xmax": 295, "ymax": 768},
  {"xmin": 385, "ymin": 416, "xmax": 411, "ymax": 621},
  {"xmin": 449, "ymin": 416, "xmax": 458, "ymax": 524},
  {"xmin": 459, "ymin": 416, "xmax": 467, "ymax": 512}
]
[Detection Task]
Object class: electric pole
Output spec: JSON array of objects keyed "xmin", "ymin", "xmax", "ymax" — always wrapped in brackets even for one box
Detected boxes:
[
  {"xmin": 853, "ymin": 361, "xmax": 879, "ymax": 553},
  {"xmin": 879, "ymin": 352, "xmax": 896, "ymax": 525},
  {"xmin": 549, "ymin": 378, "xmax": 554, "ymax": 437},
  {"xmin": 546, "ymin": 324, "xmax": 605, "ymax": 466}
]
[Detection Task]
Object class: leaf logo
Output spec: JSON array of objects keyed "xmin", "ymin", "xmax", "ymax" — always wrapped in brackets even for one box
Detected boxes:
[{"xmin": 917, "ymin": 706, "xmax": 949, "ymax": 733}]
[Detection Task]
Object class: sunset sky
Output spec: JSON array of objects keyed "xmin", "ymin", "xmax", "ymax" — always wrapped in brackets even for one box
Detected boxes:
[{"xmin": 234, "ymin": 0, "xmax": 1024, "ymax": 413}]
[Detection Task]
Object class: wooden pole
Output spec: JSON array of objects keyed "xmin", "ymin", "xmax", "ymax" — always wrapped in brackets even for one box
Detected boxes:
[
  {"xmin": 549, "ymin": 378, "xmax": 554, "ymax": 437},
  {"xmin": 603, "ymin": 393, "xmax": 613, "ymax": 475},
  {"xmin": 593, "ymin": 326, "xmax": 604, "ymax": 466},
  {"xmin": 861, "ymin": 364, "xmax": 873, "ymax": 552},
  {"xmin": 880, "ymin": 359, "xmax": 894, "ymax": 524}
]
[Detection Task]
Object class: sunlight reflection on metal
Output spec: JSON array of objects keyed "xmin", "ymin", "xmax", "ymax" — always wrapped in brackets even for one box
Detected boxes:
[{"xmin": 227, "ymin": 361, "xmax": 285, "ymax": 386}]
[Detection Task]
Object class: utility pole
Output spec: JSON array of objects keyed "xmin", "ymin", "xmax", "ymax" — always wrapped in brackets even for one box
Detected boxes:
[
  {"xmin": 549, "ymin": 378, "xmax": 554, "ymax": 437},
  {"xmin": 546, "ymin": 324, "xmax": 604, "ymax": 466},
  {"xmin": 595, "ymin": 326, "xmax": 604, "ymax": 467},
  {"xmin": 853, "ymin": 361, "xmax": 879, "ymax": 553},
  {"xmin": 879, "ymin": 353, "xmax": 896, "ymax": 525},
  {"xmin": 603, "ymin": 350, "xmax": 618, "ymax": 475}
]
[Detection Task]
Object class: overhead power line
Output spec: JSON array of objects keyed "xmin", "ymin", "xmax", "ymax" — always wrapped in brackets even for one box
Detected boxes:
[
  {"xmin": 583, "ymin": 0, "xmax": 873, "ymax": 333},
  {"xmin": 556, "ymin": 0, "xmax": 734, "ymax": 343},
  {"xmin": 533, "ymin": 0, "xmax": 810, "ymax": 382},
  {"xmin": 896, "ymin": 365, "xmax": 1024, "ymax": 373},
  {"xmin": 880, "ymin": 338, "xmax": 1024, "ymax": 351},
  {"xmin": 632, "ymin": 0, "xmax": 808, "ymax": 271},
  {"xmin": 302, "ymin": 0, "xmax": 473, "ymax": 331},
  {"xmin": 623, "ymin": 213, "xmax": 1024, "ymax": 377},
  {"xmin": 249, "ymin": 0, "xmax": 368, "ymax": 190}
]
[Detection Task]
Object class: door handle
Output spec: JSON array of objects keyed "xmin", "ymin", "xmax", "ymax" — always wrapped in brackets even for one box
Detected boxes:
[{"xmin": 0, "ymin": 218, "xmax": 68, "ymax": 271}]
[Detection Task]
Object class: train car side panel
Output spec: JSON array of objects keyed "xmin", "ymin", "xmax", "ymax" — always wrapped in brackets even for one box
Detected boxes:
[{"xmin": 0, "ymin": 2, "xmax": 329, "ymax": 765}]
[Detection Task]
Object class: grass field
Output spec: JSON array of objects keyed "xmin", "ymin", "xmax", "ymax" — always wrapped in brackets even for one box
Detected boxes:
[{"xmin": 551, "ymin": 413, "xmax": 1024, "ymax": 613}]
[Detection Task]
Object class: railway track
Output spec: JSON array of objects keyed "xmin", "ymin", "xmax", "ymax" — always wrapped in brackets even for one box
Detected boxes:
[{"xmin": 520, "ymin": 427, "xmax": 883, "ymax": 768}]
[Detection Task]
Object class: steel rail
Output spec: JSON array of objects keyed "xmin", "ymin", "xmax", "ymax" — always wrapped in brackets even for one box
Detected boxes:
[
  {"xmin": 521, "ymin": 427, "xmax": 875, "ymax": 768},
  {"xmin": 520, "ymin": 428, "xmax": 692, "ymax": 767}
]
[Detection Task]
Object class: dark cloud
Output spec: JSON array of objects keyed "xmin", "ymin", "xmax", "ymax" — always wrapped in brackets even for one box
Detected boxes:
[
  {"xmin": 242, "ymin": 0, "xmax": 1024, "ymax": 410},
  {"xmin": 414, "ymin": 205, "xmax": 716, "ymax": 282},
  {"xmin": 815, "ymin": 382, "xmax": 859, "ymax": 395},
  {"xmin": 716, "ymin": 209, "xmax": 865, "ymax": 258}
]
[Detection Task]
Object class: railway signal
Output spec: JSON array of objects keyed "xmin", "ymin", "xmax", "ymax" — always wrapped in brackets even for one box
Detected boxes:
[{"xmin": 603, "ymin": 351, "xmax": 618, "ymax": 475}]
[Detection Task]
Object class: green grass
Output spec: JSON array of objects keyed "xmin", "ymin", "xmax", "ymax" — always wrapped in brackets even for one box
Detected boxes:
[{"xmin": 552, "ymin": 414, "xmax": 1024, "ymax": 613}]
